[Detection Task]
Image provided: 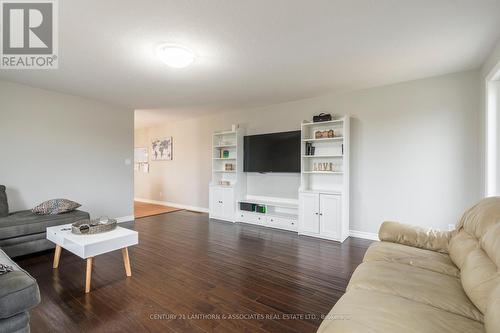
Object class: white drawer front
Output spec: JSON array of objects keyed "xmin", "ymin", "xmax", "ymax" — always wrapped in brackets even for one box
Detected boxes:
[
  {"xmin": 267, "ymin": 216, "xmax": 298, "ymax": 231},
  {"xmin": 238, "ymin": 211, "xmax": 265, "ymax": 224}
]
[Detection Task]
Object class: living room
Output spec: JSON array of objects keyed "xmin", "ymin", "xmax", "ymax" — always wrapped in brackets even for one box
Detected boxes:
[{"xmin": 1, "ymin": 1, "xmax": 500, "ymax": 333}]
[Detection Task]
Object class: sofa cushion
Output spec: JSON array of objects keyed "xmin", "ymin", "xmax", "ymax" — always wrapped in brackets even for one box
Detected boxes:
[
  {"xmin": 449, "ymin": 230, "xmax": 479, "ymax": 268},
  {"xmin": 0, "ymin": 185, "xmax": 8, "ymax": 218},
  {"xmin": 363, "ymin": 241, "xmax": 460, "ymax": 277},
  {"xmin": 347, "ymin": 261, "xmax": 483, "ymax": 322},
  {"xmin": 32, "ymin": 198, "xmax": 81, "ymax": 215},
  {"xmin": 2, "ymin": 238, "xmax": 57, "ymax": 258},
  {"xmin": 455, "ymin": 197, "xmax": 500, "ymax": 240},
  {"xmin": 461, "ymin": 248, "xmax": 500, "ymax": 314},
  {"xmin": 0, "ymin": 210, "xmax": 89, "ymax": 240},
  {"xmin": 0, "ymin": 249, "xmax": 40, "ymax": 319},
  {"xmin": 448, "ymin": 197, "xmax": 500, "ymax": 322},
  {"xmin": 317, "ymin": 289, "xmax": 484, "ymax": 333},
  {"xmin": 485, "ymin": 285, "xmax": 500, "ymax": 333},
  {"xmin": 0, "ymin": 312, "xmax": 29, "ymax": 333},
  {"xmin": 378, "ymin": 221, "xmax": 451, "ymax": 253}
]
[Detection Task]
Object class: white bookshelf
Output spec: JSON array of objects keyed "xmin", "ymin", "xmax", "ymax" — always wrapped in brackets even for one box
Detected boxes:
[
  {"xmin": 299, "ymin": 116, "xmax": 350, "ymax": 242},
  {"xmin": 209, "ymin": 126, "xmax": 246, "ymax": 222},
  {"xmin": 211, "ymin": 130, "xmax": 239, "ymax": 185}
]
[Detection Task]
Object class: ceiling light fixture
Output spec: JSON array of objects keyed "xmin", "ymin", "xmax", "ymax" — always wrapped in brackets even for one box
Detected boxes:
[{"xmin": 156, "ymin": 43, "xmax": 196, "ymax": 68}]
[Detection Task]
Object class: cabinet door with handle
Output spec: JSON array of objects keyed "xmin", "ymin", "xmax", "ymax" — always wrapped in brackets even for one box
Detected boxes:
[
  {"xmin": 222, "ymin": 187, "xmax": 235, "ymax": 221},
  {"xmin": 299, "ymin": 192, "xmax": 320, "ymax": 234},
  {"xmin": 319, "ymin": 194, "xmax": 341, "ymax": 239},
  {"xmin": 209, "ymin": 187, "xmax": 224, "ymax": 218}
]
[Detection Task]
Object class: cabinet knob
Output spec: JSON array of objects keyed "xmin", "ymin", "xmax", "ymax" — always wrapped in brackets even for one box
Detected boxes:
[
  {"xmin": 319, "ymin": 213, "xmax": 323, "ymax": 216},
  {"xmin": 315, "ymin": 212, "xmax": 319, "ymax": 215}
]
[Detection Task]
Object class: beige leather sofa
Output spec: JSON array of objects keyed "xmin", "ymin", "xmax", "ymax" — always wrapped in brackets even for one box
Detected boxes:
[{"xmin": 318, "ymin": 197, "xmax": 500, "ymax": 333}]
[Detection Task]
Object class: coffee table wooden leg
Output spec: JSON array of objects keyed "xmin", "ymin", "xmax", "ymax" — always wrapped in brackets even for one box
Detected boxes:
[
  {"xmin": 85, "ymin": 257, "xmax": 93, "ymax": 293},
  {"xmin": 53, "ymin": 245, "xmax": 62, "ymax": 269},
  {"xmin": 122, "ymin": 247, "xmax": 131, "ymax": 277}
]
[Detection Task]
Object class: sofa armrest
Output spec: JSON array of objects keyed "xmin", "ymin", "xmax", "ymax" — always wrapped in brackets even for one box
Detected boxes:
[{"xmin": 378, "ymin": 221, "xmax": 452, "ymax": 253}]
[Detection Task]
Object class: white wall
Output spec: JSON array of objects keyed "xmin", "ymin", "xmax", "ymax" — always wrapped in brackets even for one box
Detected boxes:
[
  {"xmin": 135, "ymin": 70, "xmax": 481, "ymax": 234},
  {"xmin": 0, "ymin": 80, "xmax": 134, "ymax": 219}
]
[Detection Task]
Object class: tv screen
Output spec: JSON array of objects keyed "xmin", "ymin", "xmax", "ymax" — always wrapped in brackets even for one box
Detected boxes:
[{"xmin": 244, "ymin": 130, "xmax": 301, "ymax": 173}]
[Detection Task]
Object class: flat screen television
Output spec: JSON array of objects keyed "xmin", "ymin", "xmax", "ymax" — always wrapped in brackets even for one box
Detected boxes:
[{"xmin": 244, "ymin": 130, "xmax": 301, "ymax": 173}]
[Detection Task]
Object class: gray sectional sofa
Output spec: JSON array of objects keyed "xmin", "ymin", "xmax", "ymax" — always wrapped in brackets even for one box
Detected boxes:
[
  {"xmin": 0, "ymin": 209, "xmax": 89, "ymax": 333},
  {"xmin": 0, "ymin": 210, "xmax": 90, "ymax": 258},
  {"xmin": 0, "ymin": 184, "xmax": 90, "ymax": 332},
  {"xmin": 0, "ymin": 249, "xmax": 40, "ymax": 333}
]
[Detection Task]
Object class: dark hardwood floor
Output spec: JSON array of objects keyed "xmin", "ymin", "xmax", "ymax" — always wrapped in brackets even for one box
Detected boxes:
[{"xmin": 16, "ymin": 210, "xmax": 372, "ymax": 333}]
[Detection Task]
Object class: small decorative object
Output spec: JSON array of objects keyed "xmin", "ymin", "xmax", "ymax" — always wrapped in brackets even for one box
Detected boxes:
[
  {"xmin": 0, "ymin": 263, "xmax": 14, "ymax": 275},
  {"xmin": 318, "ymin": 163, "xmax": 324, "ymax": 171},
  {"xmin": 32, "ymin": 199, "xmax": 81, "ymax": 215},
  {"xmin": 315, "ymin": 130, "xmax": 334, "ymax": 139},
  {"xmin": 151, "ymin": 137, "xmax": 172, "ymax": 161},
  {"xmin": 222, "ymin": 150, "xmax": 230, "ymax": 158},
  {"xmin": 329, "ymin": 162, "xmax": 334, "ymax": 171},
  {"xmin": 71, "ymin": 216, "xmax": 117, "ymax": 235},
  {"xmin": 313, "ymin": 163, "xmax": 318, "ymax": 171},
  {"xmin": 255, "ymin": 205, "xmax": 267, "ymax": 214},
  {"xmin": 219, "ymin": 180, "xmax": 231, "ymax": 186},
  {"xmin": 313, "ymin": 113, "xmax": 332, "ymax": 122},
  {"xmin": 322, "ymin": 163, "xmax": 329, "ymax": 171},
  {"xmin": 231, "ymin": 124, "xmax": 238, "ymax": 132},
  {"xmin": 225, "ymin": 163, "xmax": 234, "ymax": 171}
]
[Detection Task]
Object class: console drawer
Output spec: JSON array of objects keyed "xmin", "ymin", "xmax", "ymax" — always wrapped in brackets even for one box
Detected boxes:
[
  {"xmin": 238, "ymin": 211, "xmax": 265, "ymax": 224},
  {"xmin": 267, "ymin": 216, "xmax": 298, "ymax": 231}
]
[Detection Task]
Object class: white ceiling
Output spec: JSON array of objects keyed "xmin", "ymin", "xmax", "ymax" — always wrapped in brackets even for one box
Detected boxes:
[{"xmin": 1, "ymin": 0, "xmax": 500, "ymax": 129}]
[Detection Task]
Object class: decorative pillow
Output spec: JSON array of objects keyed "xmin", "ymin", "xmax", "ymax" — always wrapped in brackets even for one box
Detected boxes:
[
  {"xmin": 0, "ymin": 185, "xmax": 8, "ymax": 218},
  {"xmin": 32, "ymin": 199, "xmax": 81, "ymax": 215}
]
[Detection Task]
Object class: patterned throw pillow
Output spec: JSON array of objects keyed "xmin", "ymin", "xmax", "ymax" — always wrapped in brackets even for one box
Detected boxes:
[{"xmin": 32, "ymin": 199, "xmax": 81, "ymax": 215}]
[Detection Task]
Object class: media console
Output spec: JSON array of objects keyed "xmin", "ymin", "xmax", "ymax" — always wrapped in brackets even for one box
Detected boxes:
[{"xmin": 236, "ymin": 196, "xmax": 298, "ymax": 232}]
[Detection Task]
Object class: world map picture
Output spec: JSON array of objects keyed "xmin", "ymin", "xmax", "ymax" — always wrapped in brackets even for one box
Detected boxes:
[{"xmin": 151, "ymin": 137, "xmax": 172, "ymax": 160}]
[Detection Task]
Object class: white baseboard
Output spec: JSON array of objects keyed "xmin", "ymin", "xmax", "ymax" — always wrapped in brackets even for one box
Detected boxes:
[
  {"xmin": 134, "ymin": 198, "xmax": 209, "ymax": 213},
  {"xmin": 349, "ymin": 230, "xmax": 379, "ymax": 241},
  {"xmin": 115, "ymin": 215, "xmax": 135, "ymax": 223}
]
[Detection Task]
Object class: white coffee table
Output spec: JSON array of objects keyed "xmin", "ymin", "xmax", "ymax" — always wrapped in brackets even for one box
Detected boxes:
[{"xmin": 46, "ymin": 223, "xmax": 139, "ymax": 293}]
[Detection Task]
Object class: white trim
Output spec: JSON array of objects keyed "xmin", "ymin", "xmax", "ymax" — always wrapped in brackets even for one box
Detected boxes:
[
  {"xmin": 349, "ymin": 230, "xmax": 379, "ymax": 241},
  {"xmin": 134, "ymin": 198, "xmax": 209, "ymax": 213},
  {"xmin": 115, "ymin": 215, "xmax": 135, "ymax": 223},
  {"xmin": 485, "ymin": 59, "xmax": 500, "ymax": 197}
]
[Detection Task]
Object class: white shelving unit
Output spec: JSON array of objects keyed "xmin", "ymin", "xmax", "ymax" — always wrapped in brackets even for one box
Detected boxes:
[
  {"xmin": 208, "ymin": 119, "xmax": 350, "ymax": 242},
  {"xmin": 209, "ymin": 126, "xmax": 246, "ymax": 222},
  {"xmin": 299, "ymin": 116, "xmax": 350, "ymax": 242}
]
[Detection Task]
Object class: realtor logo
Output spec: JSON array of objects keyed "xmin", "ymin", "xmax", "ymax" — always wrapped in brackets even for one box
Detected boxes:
[{"xmin": 1, "ymin": 0, "xmax": 58, "ymax": 69}]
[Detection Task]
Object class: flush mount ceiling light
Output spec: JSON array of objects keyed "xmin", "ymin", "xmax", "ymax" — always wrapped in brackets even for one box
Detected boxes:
[{"xmin": 156, "ymin": 43, "xmax": 196, "ymax": 68}]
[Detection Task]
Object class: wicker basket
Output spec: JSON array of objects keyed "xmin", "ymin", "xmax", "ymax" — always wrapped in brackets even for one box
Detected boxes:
[{"xmin": 71, "ymin": 217, "xmax": 117, "ymax": 235}]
